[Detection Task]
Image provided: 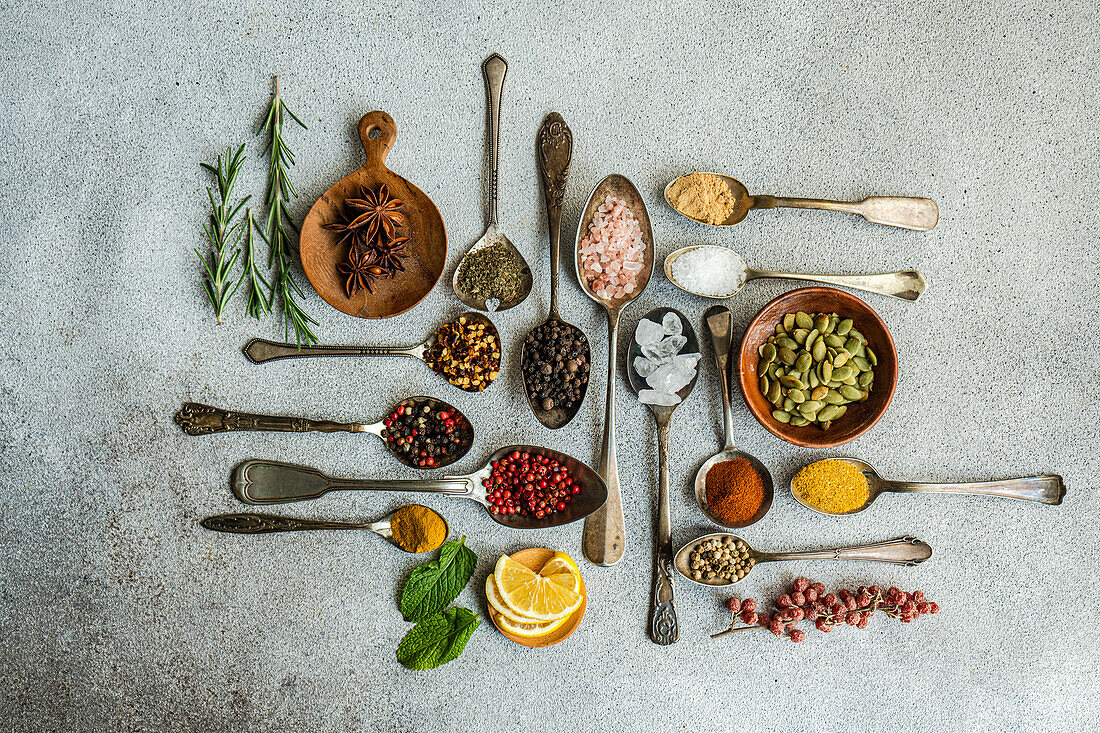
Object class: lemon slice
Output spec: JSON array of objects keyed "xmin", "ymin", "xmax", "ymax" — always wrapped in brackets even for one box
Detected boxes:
[
  {"xmin": 540, "ymin": 552, "xmax": 583, "ymax": 595},
  {"xmin": 494, "ymin": 554, "xmax": 582, "ymax": 621},
  {"xmin": 485, "ymin": 575, "xmax": 545, "ymax": 625},
  {"xmin": 493, "ymin": 609, "xmax": 571, "ymax": 638}
]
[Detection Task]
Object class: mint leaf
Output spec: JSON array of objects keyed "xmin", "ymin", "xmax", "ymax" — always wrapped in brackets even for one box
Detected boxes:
[
  {"xmin": 397, "ymin": 607, "xmax": 481, "ymax": 670},
  {"xmin": 399, "ymin": 536, "xmax": 477, "ymax": 622}
]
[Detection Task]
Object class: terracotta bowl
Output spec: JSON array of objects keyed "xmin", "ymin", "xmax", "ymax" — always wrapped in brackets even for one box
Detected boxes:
[{"xmin": 737, "ymin": 287, "xmax": 898, "ymax": 449}]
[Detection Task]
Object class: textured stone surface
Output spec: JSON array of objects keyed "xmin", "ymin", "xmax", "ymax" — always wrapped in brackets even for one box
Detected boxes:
[{"xmin": 1, "ymin": 1, "xmax": 1097, "ymax": 730}]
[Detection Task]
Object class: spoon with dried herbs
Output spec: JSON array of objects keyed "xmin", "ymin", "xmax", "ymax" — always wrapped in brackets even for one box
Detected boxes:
[
  {"xmin": 520, "ymin": 113, "xmax": 591, "ymax": 429},
  {"xmin": 242, "ymin": 312, "xmax": 501, "ymax": 393},
  {"xmin": 452, "ymin": 54, "xmax": 531, "ymax": 312},
  {"xmin": 175, "ymin": 396, "xmax": 474, "ymax": 469}
]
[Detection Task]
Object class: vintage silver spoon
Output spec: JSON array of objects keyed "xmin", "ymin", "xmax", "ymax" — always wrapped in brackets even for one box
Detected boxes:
[
  {"xmin": 674, "ymin": 533, "xmax": 932, "ymax": 588},
  {"xmin": 243, "ymin": 312, "xmax": 500, "ymax": 393},
  {"xmin": 792, "ymin": 457, "xmax": 1066, "ymax": 516},
  {"xmin": 575, "ymin": 174, "xmax": 655, "ymax": 567},
  {"xmin": 231, "ymin": 444, "xmax": 607, "ymax": 531},
  {"xmin": 200, "ymin": 504, "xmax": 450, "ymax": 554},
  {"xmin": 693, "ymin": 306, "xmax": 774, "ymax": 528},
  {"xmin": 627, "ymin": 307, "xmax": 700, "ymax": 646},
  {"xmin": 452, "ymin": 53, "xmax": 532, "ymax": 312},
  {"xmin": 665, "ymin": 245, "xmax": 927, "ymax": 301},
  {"xmin": 521, "ymin": 113, "xmax": 590, "ymax": 429},
  {"xmin": 664, "ymin": 172, "xmax": 939, "ymax": 231},
  {"xmin": 174, "ymin": 396, "xmax": 474, "ymax": 469}
]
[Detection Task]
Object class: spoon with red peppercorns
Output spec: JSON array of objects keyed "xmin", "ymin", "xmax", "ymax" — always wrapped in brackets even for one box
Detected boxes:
[
  {"xmin": 231, "ymin": 445, "xmax": 608, "ymax": 530},
  {"xmin": 174, "ymin": 396, "xmax": 473, "ymax": 469}
]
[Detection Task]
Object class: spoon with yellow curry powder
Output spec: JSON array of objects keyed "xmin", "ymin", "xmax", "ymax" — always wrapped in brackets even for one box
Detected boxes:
[
  {"xmin": 791, "ymin": 458, "xmax": 1065, "ymax": 516},
  {"xmin": 201, "ymin": 504, "xmax": 450, "ymax": 553}
]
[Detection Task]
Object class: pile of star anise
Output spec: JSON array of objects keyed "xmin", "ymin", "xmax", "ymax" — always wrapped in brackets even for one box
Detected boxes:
[{"xmin": 324, "ymin": 183, "xmax": 408, "ymax": 297}]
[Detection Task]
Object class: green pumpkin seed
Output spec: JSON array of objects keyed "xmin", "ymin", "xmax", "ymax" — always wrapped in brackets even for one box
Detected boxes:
[
  {"xmin": 852, "ymin": 356, "xmax": 872, "ymax": 372},
  {"xmin": 811, "ymin": 385, "xmax": 828, "ymax": 401},
  {"xmin": 783, "ymin": 313, "xmax": 796, "ymax": 332},
  {"xmin": 795, "ymin": 312, "xmax": 813, "ymax": 329},
  {"xmin": 807, "ymin": 371, "xmax": 819, "ymax": 389},
  {"xmin": 858, "ymin": 390, "xmax": 869, "ymax": 402},
  {"xmin": 813, "ymin": 314, "xmax": 830, "ymax": 333},
  {"xmin": 866, "ymin": 346, "xmax": 877, "ymax": 366},
  {"xmin": 767, "ymin": 363, "xmax": 779, "ymax": 379},
  {"xmin": 812, "ymin": 339, "xmax": 827, "ymax": 362},
  {"xmin": 852, "ymin": 342, "xmax": 866, "ymax": 359},
  {"xmin": 824, "ymin": 334, "xmax": 844, "ymax": 348},
  {"xmin": 761, "ymin": 342, "xmax": 777, "ymax": 363},
  {"xmin": 840, "ymin": 385, "xmax": 863, "ymax": 401},
  {"xmin": 783, "ymin": 397, "xmax": 796, "ymax": 411},
  {"xmin": 821, "ymin": 361, "xmax": 833, "ymax": 382},
  {"xmin": 842, "ymin": 374, "xmax": 858, "ymax": 386},
  {"xmin": 794, "ymin": 353, "xmax": 812, "ymax": 372},
  {"xmin": 826, "ymin": 379, "xmax": 842, "ymax": 388},
  {"xmin": 792, "ymin": 329, "xmax": 809, "ymax": 345},
  {"xmin": 757, "ymin": 359, "xmax": 771, "ymax": 376},
  {"xmin": 776, "ymin": 336, "xmax": 798, "ymax": 351},
  {"xmin": 772, "ymin": 410, "xmax": 791, "ymax": 424},
  {"xmin": 799, "ymin": 399, "xmax": 823, "ymax": 412},
  {"xmin": 789, "ymin": 415, "xmax": 810, "ymax": 427},
  {"xmin": 832, "ymin": 364, "xmax": 854, "ymax": 381},
  {"xmin": 767, "ymin": 382, "xmax": 782, "ymax": 404},
  {"xmin": 788, "ymin": 388, "xmax": 806, "ymax": 403},
  {"xmin": 778, "ymin": 347, "xmax": 796, "ymax": 366},
  {"xmin": 849, "ymin": 328, "xmax": 867, "ymax": 345},
  {"xmin": 820, "ymin": 419, "xmax": 832, "ymax": 431},
  {"xmin": 774, "ymin": 322, "xmax": 786, "ymax": 335},
  {"xmin": 828, "ymin": 314, "xmax": 840, "ymax": 333},
  {"xmin": 759, "ymin": 375, "xmax": 769, "ymax": 394},
  {"xmin": 835, "ymin": 405, "xmax": 847, "ymax": 419},
  {"xmin": 817, "ymin": 404, "xmax": 841, "ymax": 422},
  {"xmin": 836, "ymin": 318, "xmax": 853, "ymax": 336},
  {"xmin": 823, "ymin": 388, "xmax": 843, "ymax": 405},
  {"xmin": 778, "ymin": 375, "xmax": 805, "ymax": 389},
  {"xmin": 832, "ymin": 352, "xmax": 850, "ymax": 368},
  {"xmin": 844, "ymin": 337, "xmax": 860, "ymax": 354},
  {"xmin": 858, "ymin": 371, "xmax": 874, "ymax": 388}
]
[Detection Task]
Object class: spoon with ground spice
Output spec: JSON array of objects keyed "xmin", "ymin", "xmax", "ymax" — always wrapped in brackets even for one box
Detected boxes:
[
  {"xmin": 200, "ymin": 504, "xmax": 450, "ymax": 554},
  {"xmin": 694, "ymin": 306, "xmax": 774, "ymax": 529},
  {"xmin": 792, "ymin": 458, "xmax": 1066, "ymax": 516}
]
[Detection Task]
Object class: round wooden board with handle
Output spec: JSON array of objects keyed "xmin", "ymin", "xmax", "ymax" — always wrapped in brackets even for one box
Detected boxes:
[
  {"xmin": 299, "ymin": 111, "xmax": 447, "ymax": 319},
  {"xmin": 489, "ymin": 547, "xmax": 587, "ymax": 648}
]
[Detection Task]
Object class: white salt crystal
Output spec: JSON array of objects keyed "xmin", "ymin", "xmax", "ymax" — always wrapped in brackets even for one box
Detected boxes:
[
  {"xmin": 633, "ymin": 356, "xmax": 661, "ymax": 378},
  {"xmin": 662, "ymin": 312, "xmax": 682, "ymax": 336},
  {"xmin": 634, "ymin": 318, "xmax": 665, "ymax": 346},
  {"xmin": 638, "ymin": 389, "xmax": 681, "ymax": 406},
  {"xmin": 646, "ymin": 362, "xmax": 692, "ymax": 393}
]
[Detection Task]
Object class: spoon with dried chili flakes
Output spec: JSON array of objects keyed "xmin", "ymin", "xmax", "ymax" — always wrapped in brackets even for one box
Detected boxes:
[{"xmin": 243, "ymin": 312, "xmax": 501, "ymax": 393}]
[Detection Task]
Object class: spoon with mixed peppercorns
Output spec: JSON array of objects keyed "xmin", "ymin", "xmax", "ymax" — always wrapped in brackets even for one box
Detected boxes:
[
  {"xmin": 174, "ymin": 396, "xmax": 474, "ymax": 470},
  {"xmin": 520, "ymin": 113, "xmax": 591, "ymax": 429}
]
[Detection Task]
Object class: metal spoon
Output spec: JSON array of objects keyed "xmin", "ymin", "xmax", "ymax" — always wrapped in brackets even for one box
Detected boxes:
[
  {"xmin": 242, "ymin": 312, "xmax": 501, "ymax": 393},
  {"xmin": 452, "ymin": 53, "xmax": 532, "ymax": 312},
  {"xmin": 627, "ymin": 307, "xmax": 700, "ymax": 646},
  {"xmin": 520, "ymin": 113, "xmax": 591, "ymax": 429},
  {"xmin": 674, "ymin": 533, "xmax": 932, "ymax": 588},
  {"xmin": 665, "ymin": 245, "xmax": 927, "ymax": 302},
  {"xmin": 575, "ymin": 174, "xmax": 655, "ymax": 567},
  {"xmin": 200, "ymin": 504, "xmax": 450, "ymax": 553},
  {"xmin": 792, "ymin": 457, "xmax": 1066, "ymax": 516},
  {"xmin": 693, "ymin": 306, "xmax": 774, "ymax": 528},
  {"xmin": 664, "ymin": 172, "xmax": 939, "ymax": 231},
  {"xmin": 231, "ymin": 444, "xmax": 608, "ymax": 531},
  {"xmin": 174, "ymin": 396, "xmax": 474, "ymax": 469}
]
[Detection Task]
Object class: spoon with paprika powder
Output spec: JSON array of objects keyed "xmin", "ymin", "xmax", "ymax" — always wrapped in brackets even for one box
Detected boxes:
[{"xmin": 694, "ymin": 306, "xmax": 774, "ymax": 529}]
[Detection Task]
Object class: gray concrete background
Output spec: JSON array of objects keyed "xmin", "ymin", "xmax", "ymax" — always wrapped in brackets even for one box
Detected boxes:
[{"xmin": 1, "ymin": 1, "xmax": 1097, "ymax": 731}]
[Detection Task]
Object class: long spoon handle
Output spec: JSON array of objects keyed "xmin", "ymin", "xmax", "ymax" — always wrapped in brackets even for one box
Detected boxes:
[
  {"xmin": 746, "ymin": 269, "xmax": 927, "ymax": 301},
  {"xmin": 648, "ymin": 418, "xmax": 679, "ymax": 645},
  {"xmin": 583, "ymin": 312, "xmax": 625, "ymax": 566},
  {"xmin": 243, "ymin": 338, "xmax": 422, "ymax": 364},
  {"xmin": 537, "ymin": 112, "xmax": 572, "ymax": 317},
  {"xmin": 483, "ymin": 53, "xmax": 507, "ymax": 227},
  {"xmin": 758, "ymin": 536, "xmax": 932, "ymax": 565},
  {"xmin": 201, "ymin": 513, "xmax": 368, "ymax": 533},
  {"xmin": 175, "ymin": 403, "xmax": 369, "ymax": 435},
  {"xmin": 703, "ymin": 306, "xmax": 735, "ymax": 451},
  {"xmin": 752, "ymin": 195, "xmax": 938, "ymax": 231},
  {"xmin": 232, "ymin": 460, "xmax": 471, "ymax": 505},
  {"xmin": 883, "ymin": 475, "xmax": 1064, "ymax": 505}
]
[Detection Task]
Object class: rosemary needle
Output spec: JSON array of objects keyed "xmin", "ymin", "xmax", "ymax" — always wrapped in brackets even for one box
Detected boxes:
[
  {"xmin": 243, "ymin": 209, "xmax": 271, "ymax": 320},
  {"xmin": 195, "ymin": 145, "xmax": 249, "ymax": 324}
]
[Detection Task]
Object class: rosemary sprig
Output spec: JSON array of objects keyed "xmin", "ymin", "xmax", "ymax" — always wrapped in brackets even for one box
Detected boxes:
[
  {"xmin": 259, "ymin": 76, "xmax": 318, "ymax": 347},
  {"xmin": 243, "ymin": 209, "xmax": 271, "ymax": 320},
  {"xmin": 195, "ymin": 145, "xmax": 249, "ymax": 324}
]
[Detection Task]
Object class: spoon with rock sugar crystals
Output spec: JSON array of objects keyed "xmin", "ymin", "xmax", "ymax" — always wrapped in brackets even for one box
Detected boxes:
[
  {"xmin": 452, "ymin": 53, "xmax": 532, "ymax": 312},
  {"xmin": 665, "ymin": 245, "xmax": 927, "ymax": 301},
  {"xmin": 627, "ymin": 307, "xmax": 700, "ymax": 646},
  {"xmin": 674, "ymin": 533, "xmax": 933, "ymax": 588},
  {"xmin": 664, "ymin": 172, "xmax": 939, "ymax": 231},
  {"xmin": 792, "ymin": 457, "xmax": 1066, "ymax": 516},
  {"xmin": 693, "ymin": 306, "xmax": 774, "ymax": 529}
]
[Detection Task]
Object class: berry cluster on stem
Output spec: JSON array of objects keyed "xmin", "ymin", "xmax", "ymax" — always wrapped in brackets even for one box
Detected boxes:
[{"xmin": 713, "ymin": 579, "xmax": 939, "ymax": 643}]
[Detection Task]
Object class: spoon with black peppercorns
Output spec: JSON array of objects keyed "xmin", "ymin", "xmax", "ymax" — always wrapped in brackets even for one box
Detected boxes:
[
  {"xmin": 520, "ymin": 113, "xmax": 591, "ymax": 429},
  {"xmin": 174, "ymin": 397, "xmax": 475, "ymax": 469}
]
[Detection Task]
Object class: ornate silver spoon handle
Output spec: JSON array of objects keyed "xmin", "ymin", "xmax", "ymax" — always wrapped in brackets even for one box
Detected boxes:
[
  {"xmin": 583, "ymin": 311, "xmax": 625, "ymax": 566},
  {"xmin": 752, "ymin": 195, "xmax": 938, "ymax": 231},
  {"xmin": 537, "ymin": 112, "xmax": 571, "ymax": 318},
  {"xmin": 232, "ymin": 460, "xmax": 471, "ymax": 505},
  {"xmin": 201, "ymin": 513, "xmax": 368, "ymax": 533},
  {"xmin": 745, "ymin": 269, "xmax": 927, "ymax": 301},
  {"xmin": 483, "ymin": 53, "xmax": 507, "ymax": 227},
  {"xmin": 175, "ymin": 403, "xmax": 368, "ymax": 435},
  {"xmin": 243, "ymin": 338, "xmax": 422, "ymax": 364},
  {"xmin": 648, "ymin": 418, "xmax": 679, "ymax": 645},
  {"xmin": 756, "ymin": 536, "xmax": 932, "ymax": 566},
  {"xmin": 883, "ymin": 475, "xmax": 1064, "ymax": 505}
]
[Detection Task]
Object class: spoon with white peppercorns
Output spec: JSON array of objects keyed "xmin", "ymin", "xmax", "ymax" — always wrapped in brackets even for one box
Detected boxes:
[
  {"xmin": 674, "ymin": 533, "xmax": 933, "ymax": 587},
  {"xmin": 521, "ymin": 113, "xmax": 591, "ymax": 428}
]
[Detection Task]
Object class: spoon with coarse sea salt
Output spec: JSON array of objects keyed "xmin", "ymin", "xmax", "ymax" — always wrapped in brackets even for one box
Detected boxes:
[{"xmin": 664, "ymin": 245, "xmax": 927, "ymax": 302}]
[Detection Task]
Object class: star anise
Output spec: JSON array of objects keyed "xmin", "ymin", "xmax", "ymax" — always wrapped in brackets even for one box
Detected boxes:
[
  {"xmin": 336, "ymin": 247, "xmax": 377, "ymax": 297},
  {"xmin": 346, "ymin": 183, "xmax": 405, "ymax": 242},
  {"xmin": 368, "ymin": 236, "xmax": 409, "ymax": 279}
]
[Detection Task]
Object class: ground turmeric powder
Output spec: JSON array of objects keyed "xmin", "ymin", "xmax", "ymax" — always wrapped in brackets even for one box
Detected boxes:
[
  {"xmin": 792, "ymin": 460, "xmax": 870, "ymax": 514},
  {"xmin": 390, "ymin": 504, "xmax": 449, "ymax": 553}
]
